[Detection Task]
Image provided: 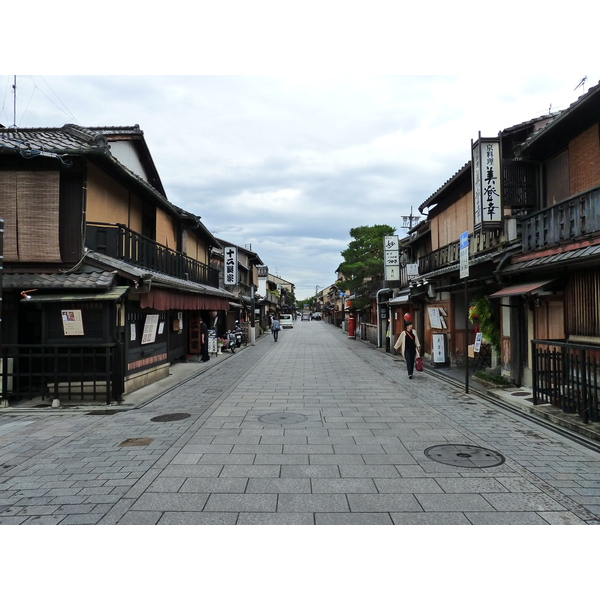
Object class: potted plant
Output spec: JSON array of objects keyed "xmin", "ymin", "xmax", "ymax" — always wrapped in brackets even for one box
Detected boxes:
[{"xmin": 468, "ymin": 295, "xmax": 501, "ymax": 355}]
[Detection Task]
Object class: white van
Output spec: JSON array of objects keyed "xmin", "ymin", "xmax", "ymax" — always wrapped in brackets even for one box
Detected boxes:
[{"xmin": 279, "ymin": 314, "xmax": 294, "ymax": 329}]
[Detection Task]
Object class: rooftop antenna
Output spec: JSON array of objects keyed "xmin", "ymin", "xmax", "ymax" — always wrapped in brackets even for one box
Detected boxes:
[
  {"xmin": 401, "ymin": 206, "xmax": 420, "ymax": 230},
  {"xmin": 574, "ymin": 76, "xmax": 587, "ymax": 94},
  {"xmin": 12, "ymin": 75, "xmax": 17, "ymax": 128}
]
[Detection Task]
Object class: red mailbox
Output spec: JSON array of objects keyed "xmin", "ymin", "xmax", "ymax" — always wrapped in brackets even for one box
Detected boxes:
[{"xmin": 347, "ymin": 313, "xmax": 356, "ymax": 339}]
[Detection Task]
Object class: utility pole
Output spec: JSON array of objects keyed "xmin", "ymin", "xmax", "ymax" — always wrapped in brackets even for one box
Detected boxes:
[{"xmin": 401, "ymin": 206, "xmax": 420, "ymax": 230}]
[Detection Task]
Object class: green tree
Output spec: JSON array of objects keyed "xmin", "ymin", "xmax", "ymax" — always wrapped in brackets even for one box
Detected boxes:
[{"xmin": 338, "ymin": 224, "xmax": 396, "ymax": 311}]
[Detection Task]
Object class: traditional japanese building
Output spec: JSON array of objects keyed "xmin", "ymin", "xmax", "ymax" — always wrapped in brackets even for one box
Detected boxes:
[{"xmin": 0, "ymin": 124, "xmax": 235, "ymax": 406}]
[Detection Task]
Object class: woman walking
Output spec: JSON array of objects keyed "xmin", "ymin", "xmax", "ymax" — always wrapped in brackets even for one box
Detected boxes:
[{"xmin": 394, "ymin": 321, "xmax": 421, "ymax": 379}]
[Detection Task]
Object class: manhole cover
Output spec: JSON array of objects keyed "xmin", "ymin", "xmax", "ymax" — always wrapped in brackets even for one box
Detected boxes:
[
  {"xmin": 119, "ymin": 437, "xmax": 154, "ymax": 447},
  {"xmin": 150, "ymin": 413, "xmax": 191, "ymax": 422},
  {"xmin": 511, "ymin": 392, "xmax": 532, "ymax": 397},
  {"xmin": 424, "ymin": 444, "xmax": 505, "ymax": 468},
  {"xmin": 258, "ymin": 412, "xmax": 308, "ymax": 424}
]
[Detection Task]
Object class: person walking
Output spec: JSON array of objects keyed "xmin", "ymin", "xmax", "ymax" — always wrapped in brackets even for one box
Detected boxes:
[
  {"xmin": 394, "ymin": 321, "xmax": 420, "ymax": 379},
  {"xmin": 199, "ymin": 316, "xmax": 210, "ymax": 362},
  {"xmin": 271, "ymin": 317, "xmax": 281, "ymax": 342}
]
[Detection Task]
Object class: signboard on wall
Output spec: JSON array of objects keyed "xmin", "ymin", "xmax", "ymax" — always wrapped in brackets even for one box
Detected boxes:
[
  {"xmin": 141, "ymin": 314, "xmax": 159, "ymax": 344},
  {"xmin": 61, "ymin": 309, "xmax": 84, "ymax": 336}
]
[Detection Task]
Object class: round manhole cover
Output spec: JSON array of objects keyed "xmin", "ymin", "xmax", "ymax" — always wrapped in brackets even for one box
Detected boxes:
[
  {"xmin": 424, "ymin": 444, "xmax": 505, "ymax": 468},
  {"xmin": 150, "ymin": 412, "xmax": 191, "ymax": 423},
  {"xmin": 511, "ymin": 392, "xmax": 532, "ymax": 397},
  {"xmin": 258, "ymin": 412, "xmax": 308, "ymax": 424}
]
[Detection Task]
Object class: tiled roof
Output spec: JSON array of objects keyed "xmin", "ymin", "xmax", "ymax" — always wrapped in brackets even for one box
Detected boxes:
[
  {"xmin": 2, "ymin": 270, "xmax": 115, "ymax": 290},
  {"xmin": 503, "ymin": 243, "xmax": 600, "ymax": 273},
  {"xmin": 418, "ymin": 162, "xmax": 471, "ymax": 213},
  {"xmin": 0, "ymin": 124, "xmax": 109, "ymax": 155},
  {"xmin": 516, "ymin": 80, "xmax": 600, "ymax": 151}
]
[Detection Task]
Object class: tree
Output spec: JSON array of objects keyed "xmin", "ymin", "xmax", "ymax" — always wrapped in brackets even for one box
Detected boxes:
[{"xmin": 338, "ymin": 224, "xmax": 396, "ymax": 311}]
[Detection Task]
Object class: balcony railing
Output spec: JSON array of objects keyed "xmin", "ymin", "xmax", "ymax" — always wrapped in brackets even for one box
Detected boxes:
[
  {"xmin": 532, "ymin": 339, "xmax": 600, "ymax": 423},
  {"xmin": 522, "ymin": 187, "xmax": 600, "ymax": 253},
  {"xmin": 418, "ymin": 229, "xmax": 500, "ymax": 275},
  {"xmin": 86, "ymin": 223, "xmax": 219, "ymax": 287}
]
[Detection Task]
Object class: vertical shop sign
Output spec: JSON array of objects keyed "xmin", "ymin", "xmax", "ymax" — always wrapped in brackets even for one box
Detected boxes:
[
  {"xmin": 224, "ymin": 247, "xmax": 238, "ymax": 286},
  {"xmin": 383, "ymin": 235, "xmax": 400, "ymax": 282},
  {"xmin": 472, "ymin": 136, "xmax": 502, "ymax": 232}
]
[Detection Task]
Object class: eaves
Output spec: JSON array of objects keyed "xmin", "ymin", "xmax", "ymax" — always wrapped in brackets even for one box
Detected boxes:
[{"xmin": 86, "ymin": 251, "xmax": 237, "ymax": 299}]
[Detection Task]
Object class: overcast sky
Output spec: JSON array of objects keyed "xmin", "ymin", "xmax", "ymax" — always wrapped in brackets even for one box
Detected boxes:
[{"xmin": 3, "ymin": 3, "xmax": 598, "ymax": 300}]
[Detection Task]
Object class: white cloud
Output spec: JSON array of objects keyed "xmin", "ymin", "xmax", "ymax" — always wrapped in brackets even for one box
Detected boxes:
[{"xmin": 3, "ymin": 63, "xmax": 600, "ymax": 299}]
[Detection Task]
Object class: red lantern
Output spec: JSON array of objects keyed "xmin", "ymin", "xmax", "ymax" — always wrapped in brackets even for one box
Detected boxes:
[{"xmin": 404, "ymin": 312, "xmax": 411, "ymax": 322}]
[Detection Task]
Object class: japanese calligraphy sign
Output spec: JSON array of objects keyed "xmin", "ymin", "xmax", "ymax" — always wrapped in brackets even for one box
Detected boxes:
[
  {"xmin": 472, "ymin": 137, "xmax": 502, "ymax": 232},
  {"xmin": 224, "ymin": 246, "xmax": 238, "ymax": 286},
  {"xmin": 384, "ymin": 235, "xmax": 400, "ymax": 282}
]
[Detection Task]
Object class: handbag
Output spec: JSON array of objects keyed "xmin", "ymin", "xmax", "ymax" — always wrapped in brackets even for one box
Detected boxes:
[{"xmin": 415, "ymin": 357, "xmax": 423, "ymax": 372}]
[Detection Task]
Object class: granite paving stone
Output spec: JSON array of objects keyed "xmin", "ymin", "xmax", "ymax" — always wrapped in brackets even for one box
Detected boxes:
[
  {"xmin": 277, "ymin": 493, "xmax": 349, "ymax": 513},
  {"xmin": 2, "ymin": 322, "xmax": 600, "ymax": 526},
  {"xmin": 347, "ymin": 493, "xmax": 423, "ymax": 513}
]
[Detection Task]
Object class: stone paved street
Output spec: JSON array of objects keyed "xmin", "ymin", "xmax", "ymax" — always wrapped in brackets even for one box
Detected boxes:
[{"xmin": 1, "ymin": 320, "xmax": 600, "ymax": 525}]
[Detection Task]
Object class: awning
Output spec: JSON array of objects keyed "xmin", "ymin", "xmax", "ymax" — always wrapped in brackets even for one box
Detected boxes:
[
  {"xmin": 20, "ymin": 286, "xmax": 129, "ymax": 303},
  {"xmin": 388, "ymin": 294, "xmax": 410, "ymax": 305},
  {"xmin": 488, "ymin": 280, "xmax": 555, "ymax": 298},
  {"xmin": 139, "ymin": 289, "xmax": 230, "ymax": 311}
]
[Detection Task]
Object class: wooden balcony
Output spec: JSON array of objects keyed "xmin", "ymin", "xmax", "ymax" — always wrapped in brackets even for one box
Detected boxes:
[
  {"xmin": 86, "ymin": 223, "xmax": 219, "ymax": 288},
  {"xmin": 418, "ymin": 229, "xmax": 500, "ymax": 276},
  {"xmin": 522, "ymin": 187, "xmax": 600, "ymax": 253}
]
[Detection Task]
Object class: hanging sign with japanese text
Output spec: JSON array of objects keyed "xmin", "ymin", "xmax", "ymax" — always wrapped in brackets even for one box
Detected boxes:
[
  {"xmin": 472, "ymin": 137, "xmax": 502, "ymax": 232},
  {"xmin": 224, "ymin": 246, "xmax": 238, "ymax": 286},
  {"xmin": 383, "ymin": 235, "xmax": 400, "ymax": 282}
]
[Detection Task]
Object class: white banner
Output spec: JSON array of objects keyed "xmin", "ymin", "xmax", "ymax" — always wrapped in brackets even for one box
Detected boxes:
[
  {"xmin": 224, "ymin": 246, "xmax": 238, "ymax": 286},
  {"xmin": 472, "ymin": 137, "xmax": 502, "ymax": 231}
]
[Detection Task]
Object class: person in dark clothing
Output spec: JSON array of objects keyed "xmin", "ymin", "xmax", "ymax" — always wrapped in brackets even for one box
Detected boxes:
[
  {"xmin": 199, "ymin": 317, "xmax": 210, "ymax": 362},
  {"xmin": 394, "ymin": 321, "xmax": 421, "ymax": 379}
]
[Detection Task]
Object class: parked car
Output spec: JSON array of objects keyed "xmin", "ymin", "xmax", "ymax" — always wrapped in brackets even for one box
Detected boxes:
[
  {"xmin": 301, "ymin": 313, "xmax": 310, "ymax": 321},
  {"xmin": 312, "ymin": 312, "xmax": 322, "ymax": 320},
  {"xmin": 279, "ymin": 314, "xmax": 294, "ymax": 328}
]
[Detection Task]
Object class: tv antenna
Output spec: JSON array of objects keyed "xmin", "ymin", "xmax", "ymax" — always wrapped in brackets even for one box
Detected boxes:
[
  {"xmin": 574, "ymin": 76, "xmax": 587, "ymax": 93},
  {"xmin": 401, "ymin": 206, "xmax": 420, "ymax": 230},
  {"xmin": 12, "ymin": 75, "xmax": 17, "ymax": 128}
]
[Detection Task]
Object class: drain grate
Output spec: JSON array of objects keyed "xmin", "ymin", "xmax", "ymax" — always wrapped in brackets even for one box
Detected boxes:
[
  {"xmin": 120, "ymin": 437, "xmax": 154, "ymax": 447},
  {"xmin": 87, "ymin": 409, "xmax": 122, "ymax": 415},
  {"xmin": 150, "ymin": 412, "xmax": 191, "ymax": 423},
  {"xmin": 258, "ymin": 412, "xmax": 308, "ymax": 424},
  {"xmin": 424, "ymin": 444, "xmax": 505, "ymax": 468}
]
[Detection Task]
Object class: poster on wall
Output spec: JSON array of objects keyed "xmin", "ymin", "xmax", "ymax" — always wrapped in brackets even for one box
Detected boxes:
[
  {"xmin": 141, "ymin": 314, "xmax": 159, "ymax": 344},
  {"xmin": 61, "ymin": 309, "xmax": 84, "ymax": 336},
  {"xmin": 432, "ymin": 333, "xmax": 447, "ymax": 364},
  {"xmin": 427, "ymin": 307, "xmax": 443, "ymax": 329}
]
